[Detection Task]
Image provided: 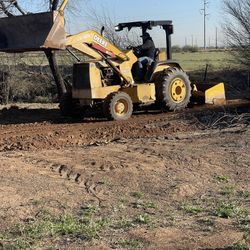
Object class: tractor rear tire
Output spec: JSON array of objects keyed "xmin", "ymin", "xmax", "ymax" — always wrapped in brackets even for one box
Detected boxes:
[
  {"xmin": 156, "ymin": 67, "xmax": 191, "ymax": 111},
  {"xmin": 103, "ymin": 92, "xmax": 133, "ymax": 121}
]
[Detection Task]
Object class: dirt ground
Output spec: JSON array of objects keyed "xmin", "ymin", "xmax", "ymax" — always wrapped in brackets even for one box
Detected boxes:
[{"xmin": 0, "ymin": 103, "xmax": 249, "ymax": 250}]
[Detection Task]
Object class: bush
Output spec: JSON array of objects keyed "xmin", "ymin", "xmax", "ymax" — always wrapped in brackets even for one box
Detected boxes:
[
  {"xmin": 172, "ymin": 45, "xmax": 182, "ymax": 53},
  {"xmin": 7, "ymin": 70, "xmax": 57, "ymax": 103},
  {"xmin": 182, "ymin": 45, "xmax": 199, "ymax": 53}
]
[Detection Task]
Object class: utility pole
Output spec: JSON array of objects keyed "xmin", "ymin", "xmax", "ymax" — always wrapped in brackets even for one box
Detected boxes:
[
  {"xmin": 201, "ymin": 0, "xmax": 209, "ymax": 50},
  {"xmin": 215, "ymin": 27, "xmax": 218, "ymax": 49}
]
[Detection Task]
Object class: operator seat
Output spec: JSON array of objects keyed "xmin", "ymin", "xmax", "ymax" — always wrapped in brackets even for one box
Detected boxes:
[{"xmin": 144, "ymin": 48, "xmax": 160, "ymax": 82}]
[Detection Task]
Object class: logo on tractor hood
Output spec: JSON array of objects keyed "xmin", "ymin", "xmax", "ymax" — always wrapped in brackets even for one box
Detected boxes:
[{"xmin": 93, "ymin": 35, "xmax": 108, "ymax": 48}]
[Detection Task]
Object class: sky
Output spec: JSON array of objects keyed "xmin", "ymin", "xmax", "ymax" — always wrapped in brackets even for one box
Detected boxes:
[
  {"xmin": 71, "ymin": 0, "xmax": 226, "ymax": 47},
  {"xmin": 20, "ymin": 0, "xmax": 226, "ymax": 47}
]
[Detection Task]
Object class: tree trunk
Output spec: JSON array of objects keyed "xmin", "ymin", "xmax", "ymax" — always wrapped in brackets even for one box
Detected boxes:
[{"xmin": 45, "ymin": 50, "xmax": 67, "ymax": 99}]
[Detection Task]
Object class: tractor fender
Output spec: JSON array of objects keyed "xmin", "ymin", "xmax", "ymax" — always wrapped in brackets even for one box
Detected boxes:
[{"xmin": 150, "ymin": 60, "xmax": 183, "ymax": 82}]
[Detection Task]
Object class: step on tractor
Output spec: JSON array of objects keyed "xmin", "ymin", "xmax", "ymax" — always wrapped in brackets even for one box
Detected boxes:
[{"xmin": 0, "ymin": 0, "xmax": 226, "ymax": 120}]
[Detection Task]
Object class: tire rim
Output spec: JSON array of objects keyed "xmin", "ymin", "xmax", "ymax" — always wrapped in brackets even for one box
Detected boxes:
[
  {"xmin": 169, "ymin": 78, "xmax": 187, "ymax": 103},
  {"xmin": 114, "ymin": 99, "xmax": 129, "ymax": 116}
]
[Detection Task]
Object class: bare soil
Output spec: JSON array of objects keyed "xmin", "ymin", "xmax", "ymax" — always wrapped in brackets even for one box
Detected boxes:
[{"xmin": 0, "ymin": 103, "xmax": 249, "ymax": 250}]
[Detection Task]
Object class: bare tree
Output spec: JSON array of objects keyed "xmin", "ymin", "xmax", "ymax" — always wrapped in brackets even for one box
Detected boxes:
[
  {"xmin": 85, "ymin": 5, "xmax": 140, "ymax": 49},
  {"xmin": 223, "ymin": 0, "xmax": 250, "ymax": 68}
]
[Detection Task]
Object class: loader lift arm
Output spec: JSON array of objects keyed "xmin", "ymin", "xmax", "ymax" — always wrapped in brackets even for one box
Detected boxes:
[{"xmin": 65, "ymin": 30, "xmax": 132, "ymax": 85}]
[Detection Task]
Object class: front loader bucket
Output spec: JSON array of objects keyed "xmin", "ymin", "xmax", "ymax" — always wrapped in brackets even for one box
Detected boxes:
[
  {"xmin": 193, "ymin": 82, "xmax": 226, "ymax": 105},
  {"xmin": 0, "ymin": 11, "xmax": 66, "ymax": 52}
]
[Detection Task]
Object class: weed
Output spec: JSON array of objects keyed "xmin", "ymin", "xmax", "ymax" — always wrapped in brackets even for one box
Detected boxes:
[
  {"xmin": 221, "ymin": 186, "xmax": 235, "ymax": 196},
  {"xmin": 119, "ymin": 197, "xmax": 128, "ymax": 203},
  {"xmin": 196, "ymin": 218, "xmax": 215, "ymax": 232},
  {"xmin": 239, "ymin": 214, "xmax": 250, "ymax": 231},
  {"xmin": 117, "ymin": 239, "xmax": 143, "ymax": 249},
  {"xmin": 31, "ymin": 199, "xmax": 43, "ymax": 206},
  {"xmin": 0, "ymin": 233, "xmax": 5, "ymax": 240},
  {"xmin": 1, "ymin": 239, "xmax": 31, "ymax": 250},
  {"xmin": 131, "ymin": 192, "xmax": 144, "ymax": 199},
  {"xmin": 135, "ymin": 214, "xmax": 152, "ymax": 225},
  {"xmin": 163, "ymin": 214, "xmax": 176, "ymax": 227},
  {"xmin": 38, "ymin": 208, "xmax": 51, "ymax": 217},
  {"xmin": 181, "ymin": 204, "xmax": 203, "ymax": 214},
  {"xmin": 231, "ymin": 242, "xmax": 250, "ymax": 250},
  {"xmin": 113, "ymin": 203, "xmax": 127, "ymax": 213},
  {"xmin": 4, "ymin": 210, "xmax": 109, "ymax": 248},
  {"xmin": 239, "ymin": 190, "xmax": 250, "ymax": 199},
  {"xmin": 133, "ymin": 200, "xmax": 156, "ymax": 209},
  {"xmin": 81, "ymin": 204, "xmax": 98, "ymax": 217},
  {"xmin": 214, "ymin": 175, "xmax": 230, "ymax": 183},
  {"xmin": 215, "ymin": 203, "xmax": 238, "ymax": 218},
  {"xmin": 113, "ymin": 218, "xmax": 134, "ymax": 229},
  {"xmin": 230, "ymin": 233, "xmax": 250, "ymax": 250},
  {"xmin": 197, "ymin": 218, "xmax": 214, "ymax": 226}
]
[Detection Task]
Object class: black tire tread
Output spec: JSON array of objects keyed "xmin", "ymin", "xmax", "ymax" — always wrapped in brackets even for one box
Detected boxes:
[
  {"xmin": 103, "ymin": 92, "xmax": 133, "ymax": 121},
  {"xmin": 156, "ymin": 67, "xmax": 191, "ymax": 111}
]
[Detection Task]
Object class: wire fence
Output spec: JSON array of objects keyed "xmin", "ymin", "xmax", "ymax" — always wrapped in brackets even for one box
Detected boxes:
[{"xmin": 0, "ymin": 51, "xmax": 84, "ymax": 104}]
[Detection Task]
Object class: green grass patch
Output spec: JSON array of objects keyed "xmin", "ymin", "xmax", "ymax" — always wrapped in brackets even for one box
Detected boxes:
[
  {"xmin": 1, "ymin": 239, "xmax": 32, "ymax": 250},
  {"xmin": 239, "ymin": 190, "xmax": 250, "ymax": 199},
  {"xmin": 80, "ymin": 204, "xmax": 98, "ymax": 217},
  {"xmin": 0, "ymin": 233, "xmax": 5, "ymax": 240},
  {"xmin": 21, "ymin": 213, "xmax": 108, "ymax": 240},
  {"xmin": 221, "ymin": 186, "xmax": 235, "ymax": 196},
  {"xmin": 113, "ymin": 218, "xmax": 134, "ymax": 229},
  {"xmin": 31, "ymin": 199, "xmax": 44, "ymax": 206},
  {"xmin": 1, "ymin": 207, "xmax": 110, "ymax": 249},
  {"xmin": 131, "ymin": 192, "xmax": 144, "ymax": 199},
  {"xmin": 181, "ymin": 204, "xmax": 203, "ymax": 214},
  {"xmin": 215, "ymin": 203, "xmax": 247, "ymax": 219},
  {"xmin": 229, "ymin": 230, "xmax": 249, "ymax": 249},
  {"xmin": 231, "ymin": 242, "xmax": 250, "ymax": 250},
  {"xmin": 134, "ymin": 214, "xmax": 152, "ymax": 225},
  {"xmin": 214, "ymin": 175, "xmax": 230, "ymax": 183},
  {"xmin": 172, "ymin": 51, "xmax": 236, "ymax": 72},
  {"xmin": 132, "ymin": 200, "xmax": 156, "ymax": 209}
]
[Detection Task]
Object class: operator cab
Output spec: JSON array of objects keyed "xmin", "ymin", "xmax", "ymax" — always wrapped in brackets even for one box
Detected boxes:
[{"xmin": 115, "ymin": 20, "xmax": 174, "ymax": 82}]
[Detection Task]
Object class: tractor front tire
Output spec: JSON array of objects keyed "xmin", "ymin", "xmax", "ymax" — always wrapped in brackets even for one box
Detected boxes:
[
  {"xmin": 157, "ymin": 67, "xmax": 191, "ymax": 111},
  {"xmin": 103, "ymin": 92, "xmax": 133, "ymax": 121}
]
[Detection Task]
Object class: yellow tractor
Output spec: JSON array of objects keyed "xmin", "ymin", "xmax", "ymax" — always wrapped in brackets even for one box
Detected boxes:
[
  {"xmin": 66, "ymin": 19, "xmax": 193, "ymax": 120},
  {"xmin": 0, "ymin": 0, "xmax": 225, "ymax": 120}
]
